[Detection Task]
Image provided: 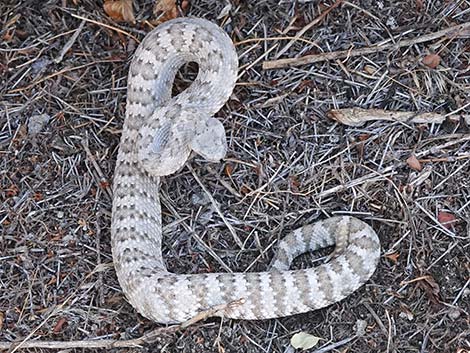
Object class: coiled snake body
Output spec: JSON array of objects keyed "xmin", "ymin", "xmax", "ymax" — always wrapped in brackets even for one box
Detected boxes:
[{"xmin": 111, "ymin": 17, "xmax": 380, "ymax": 324}]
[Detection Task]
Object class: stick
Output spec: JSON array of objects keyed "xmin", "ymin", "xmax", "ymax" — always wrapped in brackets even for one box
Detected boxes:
[
  {"xmin": 263, "ymin": 22, "xmax": 470, "ymax": 69},
  {"xmin": 180, "ymin": 298, "xmax": 245, "ymax": 329},
  {"xmin": 0, "ymin": 326, "xmax": 178, "ymax": 350},
  {"xmin": 55, "ymin": 20, "xmax": 85, "ymax": 63},
  {"xmin": 327, "ymin": 108, "xmax": 470, "ymax": 126}
]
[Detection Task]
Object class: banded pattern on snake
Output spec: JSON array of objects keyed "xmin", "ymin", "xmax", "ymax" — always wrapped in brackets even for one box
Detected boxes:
[{"xmin": 111, "ymin": 17, "xmax": 380, "ymax": 324}]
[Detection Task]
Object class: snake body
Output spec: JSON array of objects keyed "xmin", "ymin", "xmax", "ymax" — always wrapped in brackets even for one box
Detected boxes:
[{"xmin": 111, "ymin": 17, "xmax": 380, "ymax": 324}]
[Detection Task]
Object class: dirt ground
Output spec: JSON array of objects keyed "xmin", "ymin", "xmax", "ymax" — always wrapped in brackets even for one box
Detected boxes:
[{"xmin": 1, "ymin": 0, "xmax": 469, "ymax": 352}]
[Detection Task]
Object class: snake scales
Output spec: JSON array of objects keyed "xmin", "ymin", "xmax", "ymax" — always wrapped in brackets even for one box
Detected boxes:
[{"xmin": 111, "ymin": 17, "xmax": 381, "ymax": 324}]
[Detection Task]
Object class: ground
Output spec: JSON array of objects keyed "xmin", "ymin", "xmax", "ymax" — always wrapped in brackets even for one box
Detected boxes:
[{"xmin": 1, "ymin": 0, "xmax": 469, "ymax": 352}]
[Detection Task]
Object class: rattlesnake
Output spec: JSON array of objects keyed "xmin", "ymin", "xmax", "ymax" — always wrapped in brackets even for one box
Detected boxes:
[{"xmin": 111, "ymin": 17, "xmax": 381, "ymax": 324}]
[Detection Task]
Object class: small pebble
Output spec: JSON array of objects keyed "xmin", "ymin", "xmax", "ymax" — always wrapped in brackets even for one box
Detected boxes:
[
  {"xmin": 28, "ymin": 114, "xmax": 51, "ymax": 135},
  {"xmin": 191, "ymin": 192, "xmax": 210, "ymax": 206}
]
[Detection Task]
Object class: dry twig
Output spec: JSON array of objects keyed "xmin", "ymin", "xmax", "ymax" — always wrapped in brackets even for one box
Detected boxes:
[
  {"xmin": 0, "ymin": 326, "xmax": 178, "ymax": 350},
  {"xmin": 327, "ymin": 108, "xmax": 470, "ymax": 126},
  {"xmin": 263, "ymin": 22, "xmax": 470, "ymax": 69}
]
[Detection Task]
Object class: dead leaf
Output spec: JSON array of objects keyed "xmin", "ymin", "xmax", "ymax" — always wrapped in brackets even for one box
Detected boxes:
[
  {"xmin": 103, "ymin": 0, "xmax": 135, "ymax": 24},
  {"xmin": 53, "ymin": 317, "xmax": 67, "ymax": 333},
  {"xmin": 253, "ymin": 164, "xmax": 262, "ymax": 176},
  {"xmin": 355, "ymin": 140, "xmax": 365, "ymax": 159},
  {"xmin": 296, "ymin": 79, "xmax": 315, "ymax": 93},
  {"xmin": 358, "ymin": 133, "xmax": 370, "ymax": 141},
  {"xmin": 422, "ymin": 54, "xmax": 441, "ymax": 69},
  {"xmin": 216, "ymin": 2, "xmax": 232, "ymax": 19},
  {"xmin": 406, "ymin": 154, "xmax": 422, "ymax": 171},
  {"xmin": 291, "ymin": 332, "xmax": 321, "ymax": 350},
  {"xmin": 240, "ymin": 185, "xmax": 250, "ymax": 195},
  {"xmin": 364, "ymin": 65, "xmax": 378, "ymax": 75},
  {"xmin": 385, "ymin": 252, "xmax": 400, "ymax": 264},
  {"xmin": 100, "ymin": 180, "xmax": 110, "ymax": 189},
  {"xmin": 289, "ymin": 175, "xmax": 300, "ymax": 193},
  {"xmin": 421, "ymin": 275, "xmax": 441, "ymax": 305},
  {"xmin": 106, "ymin": 293, "xmax": 125, "ymax": 305},
  {"xmin": 153, "ymin": 0, "xmax": 180, "ymax": 24},
  {"xmin": 2, "ymin": 29, "xmax": 14, "ymax": 43},
  {"xmin": 225, "ymin": 163, "xmax": 234, "ymax": 177},
  {"xmin": 6, "ymin": 184, "xmax": 19, "ymax": 198},
  {"xmin": 399, "ymin": 304, "xmax": 414, "ymax": 321},
  {"xmin": 33, "ymin": 192, "xmax": 43, "ymax": 201},
  {"xmin": 437, "ymin": 211, "xmax": 457, "ymax": 229},
  {"xmin": 0, "ymin": 312, "xmax": 3, "ymax": 331},
  {"xmin": 415, "ymin": 0, "xmax": 424, "ymax": 10}
]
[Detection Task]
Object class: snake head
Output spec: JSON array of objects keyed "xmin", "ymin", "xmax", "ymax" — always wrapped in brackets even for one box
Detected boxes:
[
  {"xmin": 190, "ymin": 117, "xmax": 227, "ymax": 162},
  {"xmin": 137, "ymin": 108, "xmax": 227, "ymax": 176}
]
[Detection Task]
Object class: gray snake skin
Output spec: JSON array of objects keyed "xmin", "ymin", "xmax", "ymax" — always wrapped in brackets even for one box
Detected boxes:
[{"xmin": 111, "ymin": 17, "xmax": 381, "ymax": 324}]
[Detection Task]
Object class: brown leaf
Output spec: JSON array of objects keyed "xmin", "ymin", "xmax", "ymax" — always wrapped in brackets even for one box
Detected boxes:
[
  {"xmin": 240, "ymin": 185, "xmax": 250, "ymax": 195},
  {"xmin": 355, "ymin": 140, "xmax": 365, "ymax": 159},
  {"xmin": 289, "ymin": 175, "xmax": 300, "ymax": 193},
  {"xmin": 153, "ymin": 0, "xmax": 179, "ymax": 24},
  {"xmin": 0, "ymin": 312, "xmax": 4, "ymax": 331},
  {"xmin": 6, "ymin": 184, "xmax": 19, "ymax": 197},
  {"xmin": 104, "ymin": 0, "xmax": 135, "ymax": 24},
  {"xmin": 437, "ymin": 211, "xmax": 457, "ymax": 229},
  {"xmin": 385, "ymin": 252, "xmax": 400, "ymax": 264},
  {"xmin": 422, "ymin": 54, "xmax": 441, "ymax": 69},
  {"xmin": 358, "ymin": 133, "xmax": 370, "ymax": 141},
  {"xmin": 421, "ymin": 275, "xmax": 441, "ymax": 304},
  {"xmin": 53, "ymin": 317, "xmax": 67, "ymax": 333},
  {"xmin": 415, "ymin": 0, "xmax": 424, "ymax": 10},
  {"xmin": 33, "ymin": 192, "xmax": 43, "ymax": 201},
  {"xmin": 399, "ymin": 304, "xmax": 414, "ymax": 320},
  {"xmin": 253, "ymin": 164, "xmax": 262, "ymax": 176},
  {"xmin": 106, "ymin": 293, "xmax": 125, "ymax": 305},
  {"xmin": 297, "ymin": 79, "xmax": 314, "ymax": 92},
  {"xmin": 363, "ymin": 65, "xmax": 377, "ymax": 75},
  {"xmin": 225, "ymin": 163, "xmax": 234, "ymax": 177},
  {"xmin": 2, "ymin": 29, "xmax": 14, "ymax": 43},
  {"xmin": 99, "ymin": 180, "xmax": 110, "ymax": 189},
  {"xmin": 406, "ymin": 154, "xmax": 422, "ymax": 171}
]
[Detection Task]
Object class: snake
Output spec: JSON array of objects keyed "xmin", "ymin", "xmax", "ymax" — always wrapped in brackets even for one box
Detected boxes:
[{"xmin": 111, "ymin": 17, "xmax": 381, "ymax": 324}]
